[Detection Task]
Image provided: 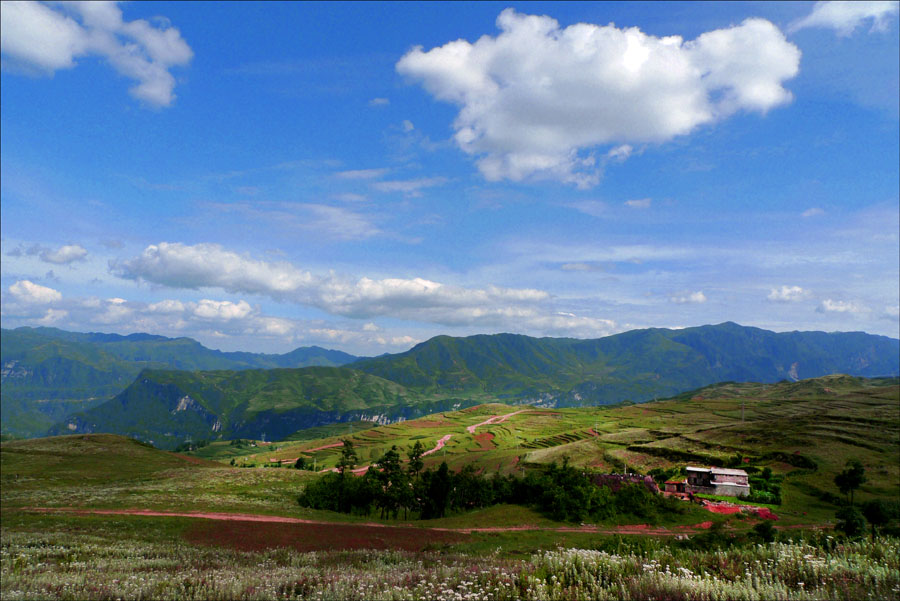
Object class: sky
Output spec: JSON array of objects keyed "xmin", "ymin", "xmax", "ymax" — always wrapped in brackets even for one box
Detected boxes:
[{"xmin": 1, "ymin": 1, "xmax": 898, "ymax": 355}]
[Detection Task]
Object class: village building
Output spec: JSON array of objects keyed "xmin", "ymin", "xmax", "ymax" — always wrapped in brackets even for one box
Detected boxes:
[
  {"xmin": 685, "ymin": 466, "xmax": 750, "ymax": 497},
  {"xmin": 664, "ymin": 478, "xmax": 687, "ymax": 494}
]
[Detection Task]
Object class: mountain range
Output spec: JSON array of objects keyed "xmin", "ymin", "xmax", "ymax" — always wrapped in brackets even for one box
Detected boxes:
[
  {"xmin": 3, "ymin": 323, "xmax": 898, "ymax": 447},
  {"xmin": 1, "ymin": 326, "xmax": 358, "ymax": 437}
]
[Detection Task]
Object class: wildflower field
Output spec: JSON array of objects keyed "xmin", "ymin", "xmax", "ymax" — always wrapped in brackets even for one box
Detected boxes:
[{"xmin": 2, "ymin": 512, "xmax": 898, "ymax": 600}]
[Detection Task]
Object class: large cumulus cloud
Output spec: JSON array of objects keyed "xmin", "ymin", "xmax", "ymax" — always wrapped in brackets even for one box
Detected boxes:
[{"xmin": 397, "ymin": 9, "xmax": 800, "ymax": 186}]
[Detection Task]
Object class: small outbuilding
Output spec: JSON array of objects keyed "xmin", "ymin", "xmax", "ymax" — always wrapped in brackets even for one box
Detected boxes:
[
  {"xmin": 685, "ymin": 466, "xmax": 750, "ymax": 497},
  {"xmin": 664, "ymin": 478, "xmax": 687, "ymax": 494}
]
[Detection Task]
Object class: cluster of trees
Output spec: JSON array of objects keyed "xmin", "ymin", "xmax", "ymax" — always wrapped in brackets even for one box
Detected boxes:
[
  {"xmin": 745, "ymin": 466, "xmax": 782, "ymax": 505},
  {"xmin": 832, "ymin": 459, "xmax": 899, "ymax": 540},
  {"xmin": 297, "ymin": 440, "xmax": 684, "ymax": 523},
  {"xmin": 173, "ymin": 439, "xmax": 209, "ymax": 453}
]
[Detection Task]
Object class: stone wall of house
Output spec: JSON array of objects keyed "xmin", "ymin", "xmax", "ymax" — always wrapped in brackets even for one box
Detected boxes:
[{"xmin": 714, "ymin": 473, "xmax": 749, "ymax": 485}]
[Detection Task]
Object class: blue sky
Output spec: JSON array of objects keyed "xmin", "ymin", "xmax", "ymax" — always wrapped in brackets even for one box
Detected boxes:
[{"xmin": 1, "ymin": 1, "xmax": 898, "ymax": 355}]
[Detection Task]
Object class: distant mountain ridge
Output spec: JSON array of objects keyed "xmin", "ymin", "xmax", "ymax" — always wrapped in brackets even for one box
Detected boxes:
[
  {"xmin": 29, "ymin": 322, "xmax": 900, "ymax": 448},
  {"xmin": 351, "ymin": 322, "xmax": 899, "ymax": 405},
  {"xmin": 4, "ymin": 322, "xmax": 898, "ymax": 446},
  {"xmin": 0, "ymin": 326, "xmax": 359, "ymax": 437}
]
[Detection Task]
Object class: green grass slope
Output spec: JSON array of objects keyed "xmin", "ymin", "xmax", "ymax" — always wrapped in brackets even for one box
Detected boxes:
[
  {"xmin": 46, "ymin": 367, "xmax": 479, "ymax": 449},
  {"xmin": 261, "ymin": 375, "xmax": 898, "ymax": 526},
  {"xmin": 1, "ymin": 327, "xmax": 359, "ymax": 437}
]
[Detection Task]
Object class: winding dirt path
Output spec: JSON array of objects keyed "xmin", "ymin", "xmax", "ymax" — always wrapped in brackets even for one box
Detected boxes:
[
  {"xmin": 19, "ymin": 507, "xmax": 756, "ymax": 535},
  {"xmin": 19, "ymin": 507, "xmax": 823, "ymax": 536},
  {"xmin": 422, "ymin": 434, "xmax": 452, "ymax": 457},
  {"xmin": 466, "ymin": 410, "xmax": 529, "ymax": 434},
  {"xmin": 320, "ymin": 433, "xmax": 454, "ymax": 474}
]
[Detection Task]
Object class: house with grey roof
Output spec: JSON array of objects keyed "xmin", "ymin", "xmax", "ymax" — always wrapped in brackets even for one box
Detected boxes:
[{"xmin": 685, "ymin": 466, "xmax": 750, "ymax": 497}]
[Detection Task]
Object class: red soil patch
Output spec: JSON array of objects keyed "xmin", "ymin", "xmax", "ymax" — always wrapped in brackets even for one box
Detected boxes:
[
  {"xmin": 705, "ymin": 504, "xmax": 742, "ymax": 515},
  {"xmin": 473, "ymin": 432, "xmax": 495, "ymax": 450},
  {"xmin": 185, "ymin": 519, "xmax": 464, "ymax": 552}
]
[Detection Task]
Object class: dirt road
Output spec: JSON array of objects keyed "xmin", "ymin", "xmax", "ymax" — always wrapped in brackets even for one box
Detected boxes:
[{"xmin": 18, "ymin": 507, "xmax": 800, "ymax": 536}]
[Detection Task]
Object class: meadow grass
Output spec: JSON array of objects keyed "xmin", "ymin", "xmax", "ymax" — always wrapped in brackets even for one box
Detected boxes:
[{"xmin": 2, "ymin": 512, "xmax": 897, "ymax": 600}]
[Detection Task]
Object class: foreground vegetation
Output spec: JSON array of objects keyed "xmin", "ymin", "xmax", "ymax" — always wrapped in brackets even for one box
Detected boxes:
[{"xmin": 2, "ymin": 513, "xmax": 898, "ymax": 600}]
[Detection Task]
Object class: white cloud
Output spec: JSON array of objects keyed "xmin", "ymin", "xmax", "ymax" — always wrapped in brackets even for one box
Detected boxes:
[
  {"xmin": 624, "ymin": 198, "xmax": 652, "ymax": 209},
  {"xmin": 567, "ymin": 200, "xmax": 607, "ymax": 218},
  {"xmin": 110, "ymin": 242, "xmax": 619, "ymax": 331},
  {"xmin": 767, "ymin": 285, "xmax": 810, "ymax": 302},
  {"xmin": 302, "ymin": 204, "xmax": 381, "ymax": 240},
  {"xmin": 397, "ymin": 9, "xmax": 800, "ymax": 186},
  {"xmin": 884, "ymin": 305, "xmax": 900, "ymax": 321},
  {"xmin": 8, "ymin": 279, "xmax": 62, "ymax": 304},
  {"xmin": 40, "ymin": 244, "xmax": 88, "ymax": 264},
  {"xmin": 802, "ymin": 207, "xmax": 825, "ymax": 218},
  {"xmin": 607, "ymin": 145, "xmax": 634, "ymax": 162},
  {"xmin": 206, "ymin": 201, "xmax": 380, "ymax": 241},
  {"xmin": 37, "ymin": 308, "xmax": 68, "ymax": 324},
  {"xmin": 336, "ymin": 168, "xmax": 390, "ymax": 180},
  {"xmin": 333, "ymin": 193, "xmax": 368, "ymax": 202},
  {"xmin": 819, "ymin": 299, "xmax": 869, "ymax": 314},
  {"xmin": 402, "ymin": 119, "xmax": 415, "ymax": 132},
  {"xmin": 670, "ymin": 291, "xmax": 707, "ymax": 304},
  {"xmin": 369, "ymin": 97, "xmax": 389, "ymax": 106},
  {"xmin": 148, "ymin": 299, "xmax": 185, "ymax": 313},
  {"xmin": 791, "ymin": 1, "xmax": 899, "ymax": 36},
  {"xmin": 372, "ymin": 176, "xmax": 448, "ymax": 197},
  {"xmin": 0, "ymin": 1, "xmax": 192, "ymax": 107},
  {"xmin": 192, "ymin": 299, "xmax": 252, "ymax": 321}
]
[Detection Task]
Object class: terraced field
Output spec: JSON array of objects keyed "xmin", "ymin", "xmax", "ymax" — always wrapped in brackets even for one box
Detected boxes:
[{"xmin": 138, "ymin": 374, "xmax": 897, "ymax": 527}]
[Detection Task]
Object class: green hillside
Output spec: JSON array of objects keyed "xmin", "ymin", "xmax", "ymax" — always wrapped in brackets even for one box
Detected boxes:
[
  {"xmin": 249, "ymin": 375, "xmax": 899, "ymax": 526},
  {"xmin": 46, "ymin": 366, "xmax": 479, "ymax": 449},
  {"xmin": 352, "ymin": 323, "xmax": 899, "ymax": 405},
  {"xmin": 1, "ymin": 327, "xmax": 358, "ymax": 437}
]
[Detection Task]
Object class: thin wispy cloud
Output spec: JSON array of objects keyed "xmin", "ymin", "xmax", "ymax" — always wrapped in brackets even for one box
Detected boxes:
[
  {"xmin": 791, "ymin": 1, "xmax": 899, "ymax": 36},
  {"xmin": 372, "ymin": 176, "xmax": 449, "ymax": 197}
]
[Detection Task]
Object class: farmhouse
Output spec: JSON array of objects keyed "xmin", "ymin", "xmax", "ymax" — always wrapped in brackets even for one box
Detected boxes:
[{"xmin": 685, "ymin": 466, "xmax": 750, "ymax": 497}]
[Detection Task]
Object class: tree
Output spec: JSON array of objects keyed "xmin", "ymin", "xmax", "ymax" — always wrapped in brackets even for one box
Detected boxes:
[
  {"xmin": 835, "ymin": 505, "xmax": 866, "ymax": 538},
  {"xmin": 374, "ymin": 446, "xmax": 406, "ymax": 519},
  {"xmin": 407, "ymin": 441, "xmax": 425, "ymax": 481},
  {"xmin": 752, "ymin": 520, "xmax": 777, "ymax": 543},
  {"xmin": 420, "ymin": 461, "xmax": 452, "ymax": 519},
  {"xmin": 336, "ymin": 439, "xmax": 358, "ymax": 477},
  {"xmin": 861, "ymin": 499, "xmax": 892, "ymax": 542},
  {"xmin": 834, "ymin": 459, "xmax": 867, "ymax": 505},
  {"xmin": 294, "ymin": 456, "xmax": 307, "ymax": 470}
]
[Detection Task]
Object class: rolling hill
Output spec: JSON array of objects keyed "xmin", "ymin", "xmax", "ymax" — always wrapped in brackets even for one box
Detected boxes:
[
  {"xmin": 35, "ymin": 322, "xmax": 899, "ymax": 448},
  {"xmin": 1, "ymin": 327, "xmax": 359, "ymax": 437},
  {"xmin": 47, "ymin": 366, "xmax": 477, "ymax": 448}
]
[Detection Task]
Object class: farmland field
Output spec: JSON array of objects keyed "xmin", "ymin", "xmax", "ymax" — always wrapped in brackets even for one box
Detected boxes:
[{"xmin": 2, "ymin": 376, "xmax": 899, "ymax": 599}]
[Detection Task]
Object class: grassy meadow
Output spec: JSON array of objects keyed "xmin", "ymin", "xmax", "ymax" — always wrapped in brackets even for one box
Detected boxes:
[{"xmin": 2, "ymin": 375, "xmax": 899, "ymax": 599}]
